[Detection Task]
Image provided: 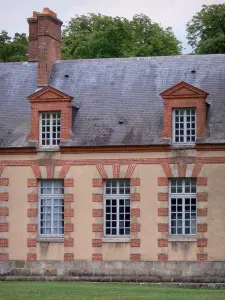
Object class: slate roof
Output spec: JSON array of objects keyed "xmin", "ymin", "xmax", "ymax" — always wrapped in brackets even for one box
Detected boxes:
[{"xmin": 1, "ymin": 54, "xmax": 225, "ymax": 148}]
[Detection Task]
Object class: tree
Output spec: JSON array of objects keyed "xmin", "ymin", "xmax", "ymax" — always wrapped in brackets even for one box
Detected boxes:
[
  {"xmin": 187, "ymin": 4, "xmax": 225, "ymax": 54},
  {"xmin": 62, "ymin": 13, "xmax": 181, "ymax": 59},
  {"xmin": 0, "ymin": 31, "xmax": 28, "ymax": 62}
]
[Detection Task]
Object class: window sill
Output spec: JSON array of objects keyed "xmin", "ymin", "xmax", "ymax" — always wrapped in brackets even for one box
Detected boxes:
[
  {"xmin": 168, "ymin": 236, "xmax": 197, "ymax": 242},
  {"xmin": 38, "ymin": 147, "xmax": 60, "ymax": 152},
  {"xmin": 102, "ymin": 237, "xmax": 130, "ymax": 243},
  {"xmin": 36, "ymin": 237, "xmax": 64, "ymax": 243},
  {"xmin": 171, "ymin": 144, "xmax": 196, "ymax": 150}
]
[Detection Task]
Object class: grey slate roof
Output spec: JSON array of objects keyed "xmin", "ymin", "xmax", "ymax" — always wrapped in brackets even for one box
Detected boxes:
[{"xmin": 1, "ymin": 55, "xmax": 225, "ymax": 148}]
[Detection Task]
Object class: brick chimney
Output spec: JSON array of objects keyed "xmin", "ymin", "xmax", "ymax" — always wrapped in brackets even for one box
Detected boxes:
[{"xmin": 27, "ymin": 8, "xmax": 63, "ymax": 86}]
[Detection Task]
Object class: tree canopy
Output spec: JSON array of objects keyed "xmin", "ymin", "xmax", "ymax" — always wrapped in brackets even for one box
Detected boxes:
[
  {"xmin": 62, "ymin": 13, "xmax": 181, "ymax": 59},
  {"xmin": 187, "ymin": 4, "xmax": 225, "ymax": 54}
]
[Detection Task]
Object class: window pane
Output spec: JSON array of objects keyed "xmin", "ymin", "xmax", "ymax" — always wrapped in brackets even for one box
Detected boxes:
[
  {"xmin": 40, "ymin": 112, "xmax": 61, "ymax": 147},
  {"xmin": 173, "ymin": 108, "xmax": 196, "ymax": 144}
]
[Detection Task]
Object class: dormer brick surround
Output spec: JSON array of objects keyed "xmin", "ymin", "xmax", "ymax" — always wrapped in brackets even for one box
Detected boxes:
[
  {"xmin": 27, "ymin": 8, "xmax": 63, "ymax": 86},
  {"xmin": 160, "ymin": 81, "xmax": 208, "ymax": 139}
]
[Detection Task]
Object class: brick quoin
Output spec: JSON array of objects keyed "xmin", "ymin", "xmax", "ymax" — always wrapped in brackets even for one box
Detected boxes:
[
  {"xmin": 158, "ymin": 239, "xmax": 168, "ymax": 248},
  {"xmin": 197, "ymin": 224, "xmax": 208, "ymax": 233},
  {"xmin": 130, "ymin": 254, "xmax": 141, "ymax": 261},
  {"xmin": 27, "ymin": 179, "xmax": 38, "ymax": 187},
  {"xmin": 27, "ymin": 253, "xmax": 37, "ymax": 261},
  {"xmin": 64, "ymin": 253, "xmax": 74, "ymax": 261},
  {"xmin": 158, "ymin": 177, "xmax": 169, "ymax": 186},
  {"xmin": 197, "ymin": 208, "xmax": 208, "ymax": 217},
  {"xmin": 0, "ymin": 239, "xmax": 8, "ymax": 247},
  {"xmin": 131, "ymin": 208, "xmax": 140, "ymax": 217},
  {"xmin": 158, "ymin": 254, "xmax": 168, "ymax": 262},
  {"xmin": 130, "ymin": 178, "xmax": 140, "ymax": 187},
  {"xmin": 197, "ymin": 253, "xmax": 208, "ymax": 262},
  {"xmin": 64, "ymin": 209, "xmax": 74, "ymax": 217},
  {"xmin": 27, "ymin": 239, "xmax": 37, "ymax": 247},
  {"xmin": 130, "ymin": 239, "xmax": 140, "ymax": 247},
  {"xmin": 92, "ymin": 209, "xmax": 103, "ymax": 217},
  {"xmin": 64, "ymin": 224, "xmax": 74, "ymax": 232},
  {"xmin": 197, "ymin": 239, "xmax": 208, "ymax": 247},
  {"xmin": 27, "ymin": 224, "xmax": 37, "ymax": 232},
  {"xmin": 0, "ymin": 223, "xmax": 8, "ymax": 232},
  {"xmin": 92, "ymin": 253, "xmax": 103, "ymax": 261},
  {"xmin": 197, "ymin": 177, "xmax": 207, "ymax": 186},
  {"xmin": 0, "ymin": 253, "xmax": 9, "ymax": 261},
  {"xmin": 0, "ymin": 178, "xmax": 9, "ymax": 186},
  {"xmin": 28, "ymin": 193, "xmax": 38, "ymax": 202},
  {"xmin": 158, "ymin": 208, "xmax": 168, "ymax": 217},
  {"xmin": 0, "ymin": 208, "xmax": 9, "ymax": 216},
  {"xmin": 64, "ymin": 194, "xmax": 74, "ymax": 202},
  {"xmin": 92, "ymin": 194, "xmax": 103, "ymax": 202},
  {"xmin": 158, "ymin": 223, "xmax": 168, "ymax": 232},
  {"xmin": 158, "ymin": 193, "xmax": 169, "ymax": 201},
  {"xmin": 0, "ymin": 193, "xmax": 8, "ymax": 201},
  {"xmin": 197, "ymin": 192, "xmax": 208, "ymax": 202},
  {"xmin": 92, "ymin": 239, "xmax": 102, "ymax": 247},
  {"xmin": 27, "ymin": 208, "xmax": 38, "ymax": 217},
  {"xmin": 131, "ymin": 223, "xmax": 141, "ymax": 232},
  {"xmin": 130, "ymin": 193, "xmax": 140, "ymax": 201},
  {"xmin": 92, "ymin": 179, "xmax": 103, "ymax": 187},
  {"xmin": 64, "ymin": 238, "xmax": 74, "ymax": 247},
  {"xmin": 92, "ymin": 224, "xmax": 103, "ymax": 232},
  {"xmin": 64, "ymin": 178, "xmax": 74, "ymax": 187}
]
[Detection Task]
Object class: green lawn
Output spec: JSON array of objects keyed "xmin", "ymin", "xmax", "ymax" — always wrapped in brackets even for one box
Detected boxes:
[{"xmin": 0, "ymin": 282, "xmax": 225, "ymax": 300}]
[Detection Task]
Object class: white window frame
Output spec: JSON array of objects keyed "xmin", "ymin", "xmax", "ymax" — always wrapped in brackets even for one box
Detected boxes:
[
  {"xmin": 172, "ymin": 108, "xmax": 196, "ymax": 144},
  {"xmin": 38, "ymin": 180, "xmax": 64, "ymax": 238},
  {"xmin": 169, "ymin": 179, "xmax": 197, "ymax": 236},
  {"xmin": 39, "ymin": 112, "xmax": 61, "ymax": 148},
  {"xmin": 104, "ymin": 179, "xmax": 130, "ymax": 237}
]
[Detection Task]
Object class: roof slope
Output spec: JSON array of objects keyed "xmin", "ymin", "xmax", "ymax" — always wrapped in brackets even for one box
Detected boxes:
[{"xmin": 1, "ymin": 55, "xmax": 225, "ymax": 148}]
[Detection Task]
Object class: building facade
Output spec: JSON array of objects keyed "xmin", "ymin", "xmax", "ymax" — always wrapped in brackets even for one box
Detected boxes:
[{"xmin": 1, "ymin": 8, "xmax": 225, "ymax": 281}]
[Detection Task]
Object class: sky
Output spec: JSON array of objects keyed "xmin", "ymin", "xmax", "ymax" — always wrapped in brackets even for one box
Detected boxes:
[{"xmin": 0, "ymin": 0, "xmax": 225, "ymax": 54}]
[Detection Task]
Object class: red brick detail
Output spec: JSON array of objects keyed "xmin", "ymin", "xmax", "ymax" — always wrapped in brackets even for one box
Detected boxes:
[
  {"xmin": 197, "ymin": 253, "xmax": 208, "ymax": 262},
  {"xmin": 0, "ymin": 239, "xmax": 8, "ymax": 247},
  {"xmin": 158, "ymin": 239, "xmax": 168, "ymax": 247},
  {"xmin": 92, "ymin": 239, "xmax": 102, "ymax": 247},
  {"xmin": 64, "ymin": 224, "xmax": 74, "ymax": 232},
  {"xmin": 59, "ymin": 165, "xmax": 70, "ymax": 179},
  {"xmin": 64, "ymin": 238, "xmax": 74, "ymax": 247},
  {"xmin": 92, "ymin": 253, "xmax": 102, "ymax": 261},
  {"xmin": 92, "ymin": 179, "xmax": 103, "ymax": 187},
  {"xmin": 125, "ymin": 164, "xmax": 136, "ymax": 179},
  {"xmin": 197, "ymin": 239, "xmax": 208, "ymax": 247},
  {"xmin": 158, "ymin": 208, "xmax": 168, "ymax": 217},
  {"xmin": 130, "ymin": 178, "xmax": 140, "ymax": 186},
  {"xmin": 158, "ymin": 193, "xmax": 169, "ymax": 201},
  {"xmin": 0, "ymin": 165, "xmax": 5, "ymax": 177},
  {"xmin": 131, "ymin": 208, "xmax": 140, "ymax": 217},
  {"xmin": 113, "ymin": 163, "xmax": 120, "ymax": 178},
  {"xmin": 0, "ymin": 178, "xmax": 9, "ymax": 186},
  {"xmin": 0, "ymin": 253, "xmax": 9, "ymax": 261},
  {"xmin": 197, "ymin": 224, "xmax": 208, "ymax": 233},
  {"xmin": 158, "ymin": 177, "xmax": 169, "ymax": 186},
  {"xmin": 64, "ymin": 253, "xmax": 74, "ymax": 261},
  {"xmin": 192, "ymin": 162, "xmax": 204, "ymax": 177},
  {"xmin": 27, "ymin": 178, "xmax": 38, "ymax": 187},
  {"xmin": 158, "ymin": 223, "xmax": 168, "ymax": 232},
  {"xmin": 27, "ymin": 208, "xmax": 38, "ymax": 217},
  {"xmin": 197, "ymin": 177, "xmax": 207, "ymax": 186},
  {"xmin": 178, "ymin": 160, "xmax": 187, "ymax": 177},
  {"xmin": 130, "ymin": 193, "xmax": 140, "ymax": 201},
  {"xmin": 161, "ymin": 161, "xmax": 173, "ymax": 178},
  {"xmin": 64, "ymin": 194, "xmax": 74, "ymax": 202},
  {"xmin": 197, "ymin": 192, "xmax": 208, "ymax": 202},
  {"xmin": 27, "ymin": 239, "xmax": 37, "ymax": 247},
  {"xmin": 130, "ymin": 239, "xmax": 140, "ymax": 247},
  {"xmin": 96, "ymin": 164, "xmax": 108, "ymax": 179},
  {"xmin": 46, "ymin": 165, "xmax": 55, "ymax": 179},
  {"xmin": 27, "ymin": 253, "xmax": 37, "ymax": 261},
  {"xmin": 27, "ymin": 224, "xmax": 37, "ymax": 232},
  {"xmin": 92, "ymin": 224, "xmax": 103, "ymax": 232},
  {"xmin": 31, "ymin": 164, "xmax": 41, "ymax": 179},
  {"xmin": 64, "ymin": 178, "xmax": 74, "ymax": 187},
  {"xmin": 0, "ymin": 223, "xmax": 8, "ymax": 232},
  {"xmin": 0, "ymin": 208, "xmax": 9, "ymax": 216},
  {"xmin": 158, "ymin": 254, "xmax": 168, "ymax": 262},
  {"xmin": 0, "ymin": 193, "xmax": 8, "ymax": 201},
  {"xmin": 198, "ymin": 208, "xmax": 208, "ymax": 217},
  {"xmin": 130, "ymin": 254, "xmax": 141, "ymax": 261},
  {"xmin": 131, "ymin": 223, "xmax": 141, "ymax": 232},
  {"xmin": 92, "ymin": 209, "xmax": 103, "ymax": 217},
  {"xmin": 92, "ymin": 194, "xmax": 103, "ymax": 202},
  {"xmin": 28, "ymin": 193, "xmax": 38, "ymax": 202},
  {"xmin": 64, "ymin": 209, "xmax": 74, "ymax": 217}
]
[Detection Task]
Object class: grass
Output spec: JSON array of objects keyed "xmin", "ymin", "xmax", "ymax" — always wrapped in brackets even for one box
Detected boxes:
[{"xmin": 0, "ymin": 282, "xmax": 225, "ymax": 300}]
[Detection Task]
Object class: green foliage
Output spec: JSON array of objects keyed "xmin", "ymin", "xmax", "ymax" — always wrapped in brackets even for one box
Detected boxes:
[
  {"xmin": 62, "ymin": 13, "xmax": 181, "ymax": 59},
  {"xmin": 0, "ymin": 30, "xmax": 28, "ymax": 62},
  {"xmin": 187, "ymin": 4, "xmax": 225, "ymax": 54}
]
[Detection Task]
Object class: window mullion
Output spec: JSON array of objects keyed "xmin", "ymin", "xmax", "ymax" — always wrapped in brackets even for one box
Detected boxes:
[
  {"xmin": 50, "ymin": 114, "xmax": 53, "ymax": 146},
  {"xmin": 117, "ymin": 198, "xmax": 119, "ymax": 236}
]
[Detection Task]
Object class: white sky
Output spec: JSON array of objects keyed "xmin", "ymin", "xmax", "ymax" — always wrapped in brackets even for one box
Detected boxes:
[{"xmin": 0, "ymin": 0, "xmax": 224, "ymax": 53}]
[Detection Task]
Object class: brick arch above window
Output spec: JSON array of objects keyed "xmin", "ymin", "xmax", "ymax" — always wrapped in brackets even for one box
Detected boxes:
[
  {"xmin": 27, "ymin": 85, "xmax": 73, "ymax": 146},
  {"xmin": 160, "ymin": 81, "xmax": 209, "ymax": 140}
]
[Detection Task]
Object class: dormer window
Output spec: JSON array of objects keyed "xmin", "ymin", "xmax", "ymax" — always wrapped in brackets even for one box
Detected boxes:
[
  {"xmin": 40, "ymin": 112, "xmax": 61, "ymax": 147},
  {"xmin": 173, "ymin": 108, "xmax": 196, "ymax": 144}
]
